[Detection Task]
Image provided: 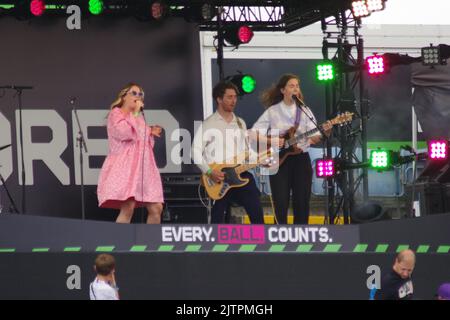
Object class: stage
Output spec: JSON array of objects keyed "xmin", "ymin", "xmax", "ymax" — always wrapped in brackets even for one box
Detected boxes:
[{"xmin": 0, "ymin": 214, "xmax": 449, "ymax": 299}]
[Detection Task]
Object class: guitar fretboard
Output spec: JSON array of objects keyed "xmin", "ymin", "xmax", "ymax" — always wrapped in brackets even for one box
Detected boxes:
[{"xmin": 286, "ymin": 125, "xmax": 323, "ymax": 147}]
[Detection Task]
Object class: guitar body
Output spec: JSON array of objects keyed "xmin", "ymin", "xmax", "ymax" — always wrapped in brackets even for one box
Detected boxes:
[
  {"xmin": 201, "ymin": 163, "xmax": 250, "ymax": 200},
  {"xmin": 277, "ymin": 127, "xmax": 303, "ymax": 167}
]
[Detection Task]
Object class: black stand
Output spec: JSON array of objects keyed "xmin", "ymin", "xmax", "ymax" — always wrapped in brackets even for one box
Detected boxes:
[
  {"xmin": 72, "ymin": 99, "xmax": 88, "ymax": 220},
  {"xmin": 0, "ymin": 85, "xmax": 33, "ymax": 214},
  {"xmin": 0, "ymin": 171, "xmax": 20, "ymax": 214}
]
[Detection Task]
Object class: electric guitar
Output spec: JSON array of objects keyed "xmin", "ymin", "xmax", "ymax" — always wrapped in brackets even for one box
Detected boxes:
[
  {"xmin": 276, "ymin": 112, "xmax": 354, "ymax": 167},
  {"xmin": 201, "ymin": 150, "xmax": 274, "ymax": 200}
]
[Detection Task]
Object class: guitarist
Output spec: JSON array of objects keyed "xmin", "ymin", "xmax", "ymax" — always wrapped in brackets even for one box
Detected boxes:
[
  {"xmin": 252, "ymin": 74, "xmax": 332, "ymax": 225},
  {"xmin": 192, "ymin": 81, "xmax": 264, "ymax": 224}
]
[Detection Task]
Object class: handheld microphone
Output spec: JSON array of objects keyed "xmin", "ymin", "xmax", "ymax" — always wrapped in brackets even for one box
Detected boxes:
[{"xmin": 134, "ymin": 100, "xmax": 144, "ymax": 112}]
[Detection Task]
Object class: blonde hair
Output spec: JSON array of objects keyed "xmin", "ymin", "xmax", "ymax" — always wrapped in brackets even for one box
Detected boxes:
[
  {"xmin": 260, "ymin": 74, "xmax": 304, "ymax": 109},
  {"xmin": 110, "ymin": 82, "xmax": 145, "ymax": 110}
]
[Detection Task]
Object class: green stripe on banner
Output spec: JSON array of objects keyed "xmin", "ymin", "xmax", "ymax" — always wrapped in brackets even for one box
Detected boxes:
[
  {"xmin": 158, "ymin": 245, "xmax": 174, "ymax": 252},
  {"xmin": 0, "ymin": 5, "xmax": 14, "ymax": 9},
  {"xmin": 64, "ymin": 247, "xmax": 81, "ymax": 252},
  {"xmin": 416, "ymin": 245, "xmax": 430, "ymax": 254},
  {"xmin": 239, "ymin": 245, "xmax": 257, "ymax": 252},
  {"xmin": 353, "ymin": 244, "xmax": 368, "ymax": 253},
  {"xmin": 130, "ymin": 245, "xmax": 147, "ymax": 252},
  {"xmin": 96, "ymin": 246, "xmax": 115, "ymax": 252},
  {"xmin": 296, "ymin": 244, "xmax": 313, "ymax": 252},
  {"xmin": 269, "ymin": 245, "xmax": 285, "ymax": 252},
  {"xmin": 324, "ymin": 244, "xmax": 342, "ymax": 252},
  {"xmin": 212, "ymin": 245, "xmax": 229, "ymax": 252},
  {"xmin": 0, "ymin": 248, "xmax": 15, "ymax": 253},
  {"xmin": 396, "ymin": 245, "xmax": 409, "ymax": 252},
  {"xmin": 437, "ymin": 245, "xmax": 450, "ymax": 254},
  {"xmin": 375, "ymin": 244, "xmax": 389, "ymax": 253},
  {"xmin": 32, "ymin": 248, "xmax": 50, "ymax": 252},
  {"xmin": 185, "ymin": 245, "xmax": 202, "ymax": 252}
]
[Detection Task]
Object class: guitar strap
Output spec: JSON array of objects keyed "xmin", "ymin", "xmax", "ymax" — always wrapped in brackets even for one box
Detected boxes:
[
  {"xmin": 294, "ymin": 106, "xmax": 302, "ymax": 130},
  {"xmin": 235, "ymin": 115, "xmax": 250, "ymax": 151}
]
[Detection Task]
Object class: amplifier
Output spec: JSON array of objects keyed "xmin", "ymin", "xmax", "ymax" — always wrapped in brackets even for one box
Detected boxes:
[
  {"xmin": 161, "ymin": 173, "xmax": 210, "ymax": 223},
  {"xmin": 162, "ymin": 174, "xmax": 203, "ymax": 201}
]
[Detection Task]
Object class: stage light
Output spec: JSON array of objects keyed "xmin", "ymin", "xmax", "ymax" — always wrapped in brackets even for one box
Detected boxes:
[
  {"xmin": 316, "ymin": 159, "xmax": 335, "ymax": 178},
  {"xmin": 351, "ymin": 1, "xmax": 370, "ymax": 18},
  {"xmin": 201, "ymin": 4, "xmax": 216, "ymax": 21},
  {"xmin": 89, "ymin": 0, "xmax": 103, "ymax": 15},
  {"xmin": 180, "ymin": 4, "xmax": 216, "ymax": 23},
  {"xmin": 132, "ymin": 0, "xmax": 169, "ymax": 22},
  {"xmin": 316, "ymin": 63, "xmax": 335, "ymax": 82},
  {"xmin": 30, "ymin": 0, "xmax": 45, "ymax": 17},
  {"xmin": 428, "ymin": 140, "xmax": 449, "ymax": 160},
  {"xmin": 151, "ymin": 1, "xmax": 168, "ymax": 20},
  {"xmin": 366, "ymin": 0, "xmax": 385, "ymax": 12},
  {"xmin": 421, "ymin": 44, "xmax": 450, "ymax": 66},
  {"xmin": 422, "ymin": 46, "xmax": 441, "ymax": 66},
  {"xmin": 366, "ymin": 55, "xmax": 385, "ymax": 75},
  {"xmin": 223, "ymin": 25, "xmax": 254, "ymax": 47},
  {"xmin": 370, "ymin": 149, "xmax": 390, "ymax": 170},
  {"xmin": 227, "ymin": 74, "xmax": 256, "ymax": 95}
]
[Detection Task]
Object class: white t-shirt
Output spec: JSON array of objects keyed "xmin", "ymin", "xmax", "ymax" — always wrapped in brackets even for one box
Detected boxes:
[
  {"xmin": 252, "ymin": 101, "xmax": 320, "ymax": 153},
  {"xmin": 89, "ymin": 278, "xmax": 119, "ymax": 300}
]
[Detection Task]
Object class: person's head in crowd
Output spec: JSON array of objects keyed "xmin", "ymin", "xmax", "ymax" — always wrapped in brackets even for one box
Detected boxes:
[
  {"xmin": 437, "ymin": 283, "xmax": 450, "ymax": 300},
  {"xmin": 393, "ymin": 249, "xmax": 416, "ymax": 279},
  {"xmin": 94, "ymin": 253, "xmax": 116, "ymax": 280}
]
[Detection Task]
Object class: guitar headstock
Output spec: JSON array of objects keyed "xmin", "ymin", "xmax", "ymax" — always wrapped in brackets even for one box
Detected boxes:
[{"xmin": 330, "ymin": 112, "xmax": 354, "ymax": 126}]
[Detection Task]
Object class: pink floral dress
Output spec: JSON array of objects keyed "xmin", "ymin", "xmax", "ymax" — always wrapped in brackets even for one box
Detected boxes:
[{"xmin": 97, "ymin": 107, "xmax": 164, "ymax": 209}]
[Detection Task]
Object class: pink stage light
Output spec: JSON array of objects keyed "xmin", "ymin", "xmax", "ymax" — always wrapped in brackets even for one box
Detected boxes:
[
  {"xmin": 316, "ymin": 159, "xmax": 335, "ymax": 178},
  {"xmin": 428, "ymin": 140, "xmax": 449, "ymax": 160}
]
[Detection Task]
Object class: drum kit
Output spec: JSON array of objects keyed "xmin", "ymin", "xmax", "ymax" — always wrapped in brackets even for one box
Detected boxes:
[{"xmin": 0, "ymin": 144, "xmax": 20, "ymax": 214}]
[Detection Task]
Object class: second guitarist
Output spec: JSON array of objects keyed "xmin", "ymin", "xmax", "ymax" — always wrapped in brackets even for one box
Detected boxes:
[
  {"xmin": 252, "ymin": 74, "xmax": 332, "ymax": 225},
  {"xmin": 192, "ymin": 81, "xmax": 264, "ymax": 224}
]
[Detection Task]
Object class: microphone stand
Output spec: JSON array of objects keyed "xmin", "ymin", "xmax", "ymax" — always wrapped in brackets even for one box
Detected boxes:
[
  {"xmin": 0, "ymin": 166, "xmax": 20, "ymax": 214},
  {"xmin": 292, "ymin": 95, "xmax": 328, "ymax": 139},
  {"xmin": 1, "ymin": 85, "xmax": 34, "ymax": 214},
  {"xmin": 72, "ymin": 98, "xmax": 88, "ymax": 220},
  {"xmin": 293, "ymin": 95, "xmax": 331, "ymax": 224}
]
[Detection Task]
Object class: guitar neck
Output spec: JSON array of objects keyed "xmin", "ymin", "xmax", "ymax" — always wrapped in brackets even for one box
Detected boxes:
[
  {"xmin": 235, "ymin": 162, "xmax": 259, "ymax": 175},
  {"xmin": 286, "ymin": 126, "xmax": 322, "ymax": 147}
]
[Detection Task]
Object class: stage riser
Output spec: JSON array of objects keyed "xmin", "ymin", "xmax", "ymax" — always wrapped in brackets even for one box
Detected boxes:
[{"xmin": 0, "ymin": 253, "xmax": 449, "ymax": 300}]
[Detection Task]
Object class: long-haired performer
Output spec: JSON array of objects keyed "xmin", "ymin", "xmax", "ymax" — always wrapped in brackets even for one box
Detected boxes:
[
  {"xmin": 97, "ymin": 83, "xmax": 164, "ymax": 224},
  {"xmin": 252, "ymin": 74, "xmax": 332, "ymax": 224}
]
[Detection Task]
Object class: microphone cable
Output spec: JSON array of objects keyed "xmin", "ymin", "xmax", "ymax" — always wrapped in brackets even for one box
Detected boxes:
[{"xmin": 139, "ymin": 104, "xmax": 147, "ymax": 223}]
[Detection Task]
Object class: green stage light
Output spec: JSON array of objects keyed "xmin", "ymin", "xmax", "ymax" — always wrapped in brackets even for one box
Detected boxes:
[
  {"xmin": 316, "ymin": 63, "xmax": 335, "ymax": 82},
  {"xmin": 227, "ymin": 74, "xmax": 256, "ymax": 96},
  {"xmin": 241, "ymin": 75, "xmax": 256, "ymax": 94},
  {"xmin": 370, "ymin": 149, "xmax": 390, "ymax": 169},
  {"xmin": 89, "ymin": 0, "xmax": 103, "ymax": 15}
]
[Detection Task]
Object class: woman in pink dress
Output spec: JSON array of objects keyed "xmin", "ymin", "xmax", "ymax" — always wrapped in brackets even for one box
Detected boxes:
[{"xmin": 97, "ymin": 83, "xmax": 164, "ymax": 224}]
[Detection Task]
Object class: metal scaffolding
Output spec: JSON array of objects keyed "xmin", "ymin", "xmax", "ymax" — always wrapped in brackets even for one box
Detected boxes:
[{"xmin": 320, "ymin": 11, "xmax": 369, "ymax": 224}]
